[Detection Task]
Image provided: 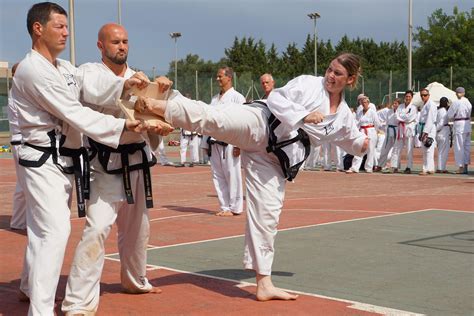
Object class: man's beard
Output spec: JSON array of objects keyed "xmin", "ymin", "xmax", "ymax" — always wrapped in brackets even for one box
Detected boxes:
[{"xmin": 106, "ymin": 51, "xmax": 127, "ymax": 65}]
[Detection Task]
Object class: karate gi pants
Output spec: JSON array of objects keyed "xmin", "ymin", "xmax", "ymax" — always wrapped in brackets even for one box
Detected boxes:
[
  {"xmin": 180, "ymin": 134, "xmax": 199, "ymax": 164},
  {"xmin": 156, "ymin": 137, "xmax": 170, "ymax": 165},
  {"xmin": 392, "ymin": 136, "xmax": 414, "ymax": 169},
  {"xmin": 62, "ymin": 166, "xmax": 152, "ymax": 314},
  {"xmin": 422, "ymin": 138, "xmax": 437, "ymax": 173},
  {"xmin": 377, "ymin": 135, "xmax": 396, "ymax": 168},
  {"xmin": 436, "ymin": 127, "xmax": 450, "ymax": 171},
  {"xmin": 351, "ymin": 128, "xmax": 377, "ymax": 172},
  {"xmin": 453, "ymin": 132, "xmax": 471, "ymax": 167},
  {"xmin": 209, "ymin": 143, "xmax": 243, "ymax": 214},
  {"xmin": 10, "ymin": 143, "xmax": 27, "ymax": 230},
  {"xmin": 19, "ymin": 158, "xmax": 73, "ymax": 316},
  {"xmin": 322, "ymin": 143, "xmax": 343, "ymax": 170},
  {"xmin": 164, "ymin": 99, "xmax": 284, "ymax": 275},
  {"xmin": 304, "ymin": 145, "xmax": 321, "ymax": 169},
  {"xmin": 374, "ymin": 133, "xmax": 385, "ymax": 166}
]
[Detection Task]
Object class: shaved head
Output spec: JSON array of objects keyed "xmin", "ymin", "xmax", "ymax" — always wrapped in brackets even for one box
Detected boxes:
[{"xmin": 97, "ymin": 23, "xmax": 128, "ymax": 66}]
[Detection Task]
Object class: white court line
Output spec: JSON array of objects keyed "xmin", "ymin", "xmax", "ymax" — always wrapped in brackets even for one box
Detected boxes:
[
  {"xmin": 284, "ymin": 208, "xmax": 397, "ymax": 214},
  {"xmin": 149, "ymin": 213, "xmax": 203, "ymax": 222},
  {"xmin": 285, "ymin": 192, "xmax": 474, "ymax": 201},
  {"xmin": 103, "ymin": 257, "xmax": 424, "ymax": 316}
]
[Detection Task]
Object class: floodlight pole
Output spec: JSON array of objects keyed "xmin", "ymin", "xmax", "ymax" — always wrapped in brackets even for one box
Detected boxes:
[
  {"xmin": 408, "ymin": 0, "xmax": 413, "ymax": 90},
  {"xmin": 170, "ymin": 32, "xmax": 182, "ymax": 90},
  {"xmin": 118, "ymin": 0, "xmax": 122, "ymax": 25},
  {"xmin": 68, "ymin": 0, "xmax": 76, "ymax": 66},
  {"xmin": 308, "ymin": 12, "xmax": 321, "ymax": 76}
]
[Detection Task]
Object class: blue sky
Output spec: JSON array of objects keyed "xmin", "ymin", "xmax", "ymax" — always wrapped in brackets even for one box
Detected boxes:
[{"xmin": 0, "ymin": 0, "xmax": 471, "ymax": 75}]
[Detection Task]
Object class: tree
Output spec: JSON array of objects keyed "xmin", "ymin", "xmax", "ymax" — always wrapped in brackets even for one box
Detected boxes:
[{"xmin": 413, "ymin": 7, "xmax": 474, "ymax": 95}]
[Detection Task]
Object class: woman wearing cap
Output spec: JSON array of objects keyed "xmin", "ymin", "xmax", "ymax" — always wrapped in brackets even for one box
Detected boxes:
[
  {"xmin": 135, "ymin": 53, "xmax": 368, "ymax": 301},
  {"xmin": 436, "ymin": 97, "xmax": 451, "ymax": 173}
]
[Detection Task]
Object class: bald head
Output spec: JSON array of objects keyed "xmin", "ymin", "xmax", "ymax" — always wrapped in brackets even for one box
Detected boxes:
[
  {"xmin": 97, "ymin": 23, "xmax": 128, "ymax": 66},
  {"xmin": 260, "ymin": 73, "xmax": 275, "ymax": 97}
]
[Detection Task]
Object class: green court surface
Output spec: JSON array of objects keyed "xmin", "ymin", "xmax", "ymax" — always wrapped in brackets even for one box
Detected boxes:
[{"xmin": 110, "ymin": 210, "xmax": 474, "ymax": 315}]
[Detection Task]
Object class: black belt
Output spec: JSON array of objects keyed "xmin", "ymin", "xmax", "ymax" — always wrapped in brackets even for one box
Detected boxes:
[
  {"xmin": 207, "ymin": 138, "xmax": 228, "ymax": 159},
  {"xmin": 59, "ymin": 146, "xmax": 90, "ymax": 217},
  {"xmin": 89, "ymin": 138, "xmax": 156, "ymax": 208},
  {"xmin": 10, "ymin": 140, "xmax": 21, "ymax": 146},
  {"xmin": 19, "ymin": 130, "xmax": 89, "ymax": 217}
]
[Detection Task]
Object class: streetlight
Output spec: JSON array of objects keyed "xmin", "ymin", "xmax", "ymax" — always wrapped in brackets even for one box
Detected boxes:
[
  {"xmin": 408, "ymin": 0, "xmax": 413, "ymax": 90},
  {"xmin": 169, "ymin": 32, "xmax": 182, "ymax": 89},
  {"xmin": 307, "ymin": 12, "xmax": 321, "ymax": 76},
  {"xmin": 68, "ymin": 0, "xmax": 76, "ymax": 66}
]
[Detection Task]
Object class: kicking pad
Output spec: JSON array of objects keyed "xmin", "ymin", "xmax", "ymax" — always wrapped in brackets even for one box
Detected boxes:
[{"xmin": 117, "ymin": 82, "xmax": 173, "ymax": 130}]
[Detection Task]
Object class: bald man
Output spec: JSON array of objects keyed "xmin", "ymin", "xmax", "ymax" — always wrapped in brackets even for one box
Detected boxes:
[
  {"xmin": 260, "ymin": 73, "xmax": 275, "ymax": 99},
  {"xmin": 62, "ymin": 23, "xmax": 163, "ymax": 315}
]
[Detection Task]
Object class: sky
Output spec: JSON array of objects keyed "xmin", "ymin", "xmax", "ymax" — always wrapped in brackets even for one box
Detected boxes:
[{"xmin": 0, "ymin": 0, "xmax": 472, "ymax": 75}]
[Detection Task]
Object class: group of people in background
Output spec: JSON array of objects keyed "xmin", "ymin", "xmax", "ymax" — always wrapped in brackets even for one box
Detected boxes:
[{"xmin": 303, "ymin": 88, "xmax": 472, "ymax": 175}]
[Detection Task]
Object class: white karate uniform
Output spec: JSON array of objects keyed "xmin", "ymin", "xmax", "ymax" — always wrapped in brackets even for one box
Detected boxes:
[
  {"xmin": 322, "ymin": 143, "xmax": 343, "ymax": 171},
  {"xmin": 414, "ymin": 111, "xmax": 422, "ymax": 148},
  {"xmin": 304, "ymin": 145, "xmax": 322, "ymax": 169},
  {"xmin": 163, "ymin": 75, "xmax": 366, "ymax": 275},
  {"xmin": 436, "ymin": 107, "xmax": 450, "ymax": 171},
  {"xmin": 392, "ymin": 102, "xmax": 418, "ymax": 170},
  {"xmin": 62, "ymin": 63, "xmax": 157, "ymax": 314},
  {"xmin": 374, "ymin": 108, "xmax": 389, "ymax": 166},
  {"xmin": 155, "ymin": 136, "xmax": 171, "ymax": 165},
  {"xmin": 419, "ymin": 99, "xmax": 438, "ymax": 173},
  {"xmin": 208, "ymin": 88, "xmax": 245, "ymax": 214},
  {"xmin": 179, "ymin": 129, "xmax": 199, "ymax": 164},
  {"xmin": 447, "ymin": 96, "xmax": 472, "ymax": 168},
  {"xmin": 12, "ymin": 50, "xmax": 126, "ymax": 316},
  {"xmin": 7, "ymin": 94, "xmax": 27, "ymax": 230},
  {"xmin": 377, "ymin": 108, "xmax": 398, "ymax": 169},
  {"xmin": 350, "ymin": 108, "xmax": 380, "ymax": 172}
]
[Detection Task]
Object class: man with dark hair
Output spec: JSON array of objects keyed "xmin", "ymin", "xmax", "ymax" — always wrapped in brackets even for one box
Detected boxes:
[
  {"xmin": 12, "ymin": 2, "xmax": 149, "ymax": 314},
  {"xmin": 206, "ymin": 67, "xmax": 245, "ymax": 216},
  {"xmin": 392, "ymin": 90, "xmax": 418, "ymax": 173}
]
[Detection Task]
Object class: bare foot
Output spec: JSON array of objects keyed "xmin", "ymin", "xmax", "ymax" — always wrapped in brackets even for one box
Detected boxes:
[
  {"xmin": 255, "ymin": 274, "xmax": 298, "ymax": 301},
  {"xmin": 123, "ymin": 286, "xmax": 162, "ymax": 294},
  {"xmin": 148, "ymin": 287, "xmax": 162, "ymax": 294},
  {"xmin": 256, "ymin": 285, "xmax": 298, "ymax": 301},
  {"xmin": 215, "ymin": 210, "xmax": 235, "ymax": 217}
]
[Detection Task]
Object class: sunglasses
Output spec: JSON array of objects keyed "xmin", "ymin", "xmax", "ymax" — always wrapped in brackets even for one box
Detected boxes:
[{"xmin": 420, "ymin": 94, "xmax": 429, "ymax": 97}]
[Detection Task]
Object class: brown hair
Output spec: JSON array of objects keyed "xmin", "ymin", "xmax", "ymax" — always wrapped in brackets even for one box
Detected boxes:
[
  {"xmin": 334, "ymin": 53, "xmax": 361, "ymax": 90},
  {"xmin": 27, "ymin": 2, "xmax": 67, "ymax": 36}
]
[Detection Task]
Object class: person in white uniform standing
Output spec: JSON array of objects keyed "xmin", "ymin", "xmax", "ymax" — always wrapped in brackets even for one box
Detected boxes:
[
  {"xmin": 176, "ymin": 128, "xmax": 199, "ymax": 167},
  {"xmin": 62, "ymin": 23, "xmax": 166, "ymax": 315},
  {"xmin": 436, "ymin": 97, "xmax": 451, "ymax": 173},
  {"xmin": 207, "ymin": 67, "xmax": 245, "ymax": 216},
  {"xmin": 347, "ymin": 96, "xmax": 380, "ymax": 173},
  {"xmin": 448, "ymin": 87, "xmax": 472, "ymax": 174},
  {"xmin": 7, "ymin": 63, "xmax": 27, "ymax": 230},
  {"xmin": 391, "ymin": 90, "xmax": 417, "ymax": 174},
  {"xmin": 135, "ymin": 53, "xmax": 368, "ymax": 301},
  {"xmin": 12, "ymin": 3, "xmax": 148, "ymax": 315},
  {"xmin": 374, "ymin": 99, "xmax": 400, "ymax": 172},
  {"xmin": 418, "ymin": 88, "xmax": 438, "ymax": 175}
]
